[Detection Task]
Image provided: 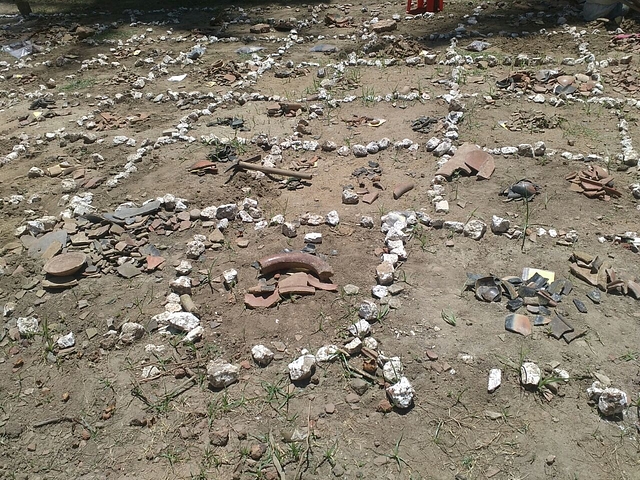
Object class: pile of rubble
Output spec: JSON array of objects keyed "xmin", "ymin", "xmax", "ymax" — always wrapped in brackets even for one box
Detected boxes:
[{"xmin": 565, "ymin": 165, "xmax": 621, "ymax": 200}]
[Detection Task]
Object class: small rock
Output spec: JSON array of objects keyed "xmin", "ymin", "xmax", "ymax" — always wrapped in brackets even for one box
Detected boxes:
[
  {"xmin": 348, "ymin": 319, "xmax": 371, "ymax": 338},
  {"xmin": 386, "ymin": 377, "xmax": 414, "ymax": 409},
  {"xmin": 491, "ymin": 215, "xmax": 510, "ymax": 234},
  {"xmin": 252, "ymin": 345, "xmax": 274, "ymax": 367},
  {"xmin": 282, "ymin": 222, "xmax": 298, "ymax": 238},
  {"xmin": 119, "ymin": 322, "xmax": 145, "ymax": 343},
  {"xmin": 326, "ymin": 210, "xmax": 340, "ymax": 226},
  {"xmin": 598, "ymin": 388, "xmax": 628, "ymax": 416},
  {"xmin": 170, "ymin": 276, "xmax": 192, "ymax": 295},
  {"xmin": 210, "ymin": 428, "xmax": 230, "ymax": 446},
  {"xmin": 342, "ymin": 189, "xmax": 359, "ymax": 205},
  {"xmin": 358, "ymin": 300, "xmax": 379, "ymax": 321},
  {"xmin": 350, "ymin": 378, "xmax": 369, "ymax": 395},
  {"xmin": 464, "ymin": 219, "xmax": 487, "ymax": 240},
  {"xmin": 207, "ymin": 360, "xmax": 240, "ymax": 389},
  {"xmin": 520, "ymin": 361, "xmax": 541, "ymax": 387},
  {"xmin": 222, "ymin": 269, "xmax": 238, "ymax": 286},
  {"xmin": 57, "ymin": 332, "xmax": 75, "ymax": 349},
  {"xmin": 250, "ymin": 443, "xmax": 267, "ymax": 460},
  {"xmin": 488, "ymin": 368, "xmax": 501, "ymax": 393},
  {"xmin": 343, "ymin": 284, "xmax": 360, "ymax": 295},
  {"xmin": 382, "ymin": 357, "xmax": 404, "ymax": 383},
  {"xmin": 288, "ymin": 354, "xmax": 316, "ymax": 381},
  {"xmin": 17, "ymin": 316, "xmax": 39, "ymax": 336},
  {"xmin": 352, "ymin": 144, "xmax": 368, "ymax": 157}
]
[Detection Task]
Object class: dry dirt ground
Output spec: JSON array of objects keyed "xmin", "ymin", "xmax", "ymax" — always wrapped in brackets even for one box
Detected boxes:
[{"xmin": 1, "ymin": 0, "xmax": 640, "ymax": 479}]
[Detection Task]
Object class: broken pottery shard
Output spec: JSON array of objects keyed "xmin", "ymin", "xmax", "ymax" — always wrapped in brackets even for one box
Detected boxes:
[
  {"xmin": 244, "ymin": 289, "xmax": 280, "ymax": 309},
  {"xmin": 563, "ymin": 329, "xmax": 587, "ymax": 344},
  {"xmin": 505, "ymin": 313, "xmax": 531, "ymax": 336},
  {"xmin": 207, "ymin": 360, "xmax": 240, "ymax": 389},
  {"xmin": 278, "ymin": 272, "xmax": 309, "ymax": 290},
  {"xmin": 586, "ymin": 289, "xmax": 601, "ymax": 304},
  {"xmin": 28, "ymin": 230, "xmax": 68, "ymax": 258},
  {"xmin": 488, "ymin": 368, "xmax": 502, "ymax": 393},
  {"xmin": 628, "ymin": 281, "xmax": 640, "ymax": 300},
  {"xmin": 520, "ymin": 362, "xmax": 541, "ymax": 387},
  {"xmin": 550, "ymin": 314, "xmax": 573, "ymax": 339},
  {"xmin": 43, "ymin": 252, "xmax": 86, "ymax": 277},
  {"xmin": 117, "ymin": 263, "xmax": 141, "ymax": 279},
  {"xmin": 258, "ymin": 252, "xmax": 333, "ymax": 280},
  {"xmin": 306, "ymin": 274, "xmax": 338, "ymax": 291},
  {"xmin": 279, "ymin": 285, "xmax": 316, "ymax": 295},
  {"xmin": 570, "ymin": 264, "xmax": 598, "ymax": 286},
  {"xmin": 573, "ymin": 298, "xmax": 588, "ymax": 313},
  {"xmin": 112, "ymin": 200, "xmax": 161, "ymax": 220},
  {"xmin": 42, "ymin": 276, "xmax": 78, "ymax": 289}
]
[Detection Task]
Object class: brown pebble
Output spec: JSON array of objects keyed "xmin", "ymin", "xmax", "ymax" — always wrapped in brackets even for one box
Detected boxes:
[
  {"xmin": 377, "ymin": 399, "xmax": 393, "ymax": 413},
  {"xmin": 27, "ymin": 443, "xmax": 36, "ymax": 452},
  {"xmin": 249, "ymin": 443, "xmax": 266, "ymax": 460},
  {"xmin": 425, "ymin": 349, "xmax": 438, "ymax": 361},
  {"xmin": 324, "ymin": 403, "xmax": 335, "ymax": 414},
  {"xmin": 81, "ymin": 429, "xmax": 91, "ymax": 441},
  {"xmin": 62, "ymin": 392, "xmax": 70, "ymax": 402}
]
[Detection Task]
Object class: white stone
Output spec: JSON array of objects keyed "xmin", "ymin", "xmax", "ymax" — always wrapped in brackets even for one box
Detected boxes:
[
  {"xmin": 386, "ymin": 377, "xmax": 414, "ymax": 409},
  {"xmin": 434, "ymin": 200, "xmax": 449, "ymax": 213},
  {"xmin": 491, "ymin": 215, "xmax": 510, "ymax": 234},
  {"xmin": 587, "ymin": 381, "xmax": 606, "ymax": 401},
  {"xmin": 153, "ymin": 311, "xmax": 200, "ymax": 332},
  {"xmin": 343, "ymin": 284, "xmax": 360, "ymax": 295},
  {"xmin": 17, "ymin": 317, "xmax": 39, "ymax": 336},
  {"xmin": 488, "ymin": 368, "xmax": 502, "ymax": 393},
  {"xmin": 520, "ymin": 361, "xmax": 541, "ymax": 387},
  {"xmin": 142, "ymin": 365, "xmax": 161, "ymax": 378},
  {"xmin": 57, "ymin": 332, "xmax": 75, "ymax": 349},
  {"xmin": 352, "ymin": 144, "xmax": 368, "ymax": 157},
  {"xmin": 60, "ymin": 179, "xmax": 77, "ymax": 193},
  {"xmin": 200, "ymin": 206, "xmax": 218, "ymax": 220},
  {"xmin": 304, "ymin": 232, "xmax": 322, "ymax": 244},
  {"xmin": 3, "ymin": 302, "xmax": 15, "ymax": 317},
  {"xmin": 387, "ymin": 239, "xmax": 407, "ymax": 259},
  {"xmin": 360, "ymin": 216, "xmax": 374, "ymax": 228},
  {"xmin": 358, "ymin": 300, "xmax": 379, "ymax": 321},
  {"xmin": 170, "ymin": 276, "xmax": 192, "ymax": 295},
  {"xmin": 425, "ymin": 137, "xmax": 441, "ymax": 151},
  {"xmin": 252, "ymin": 344, "xmax": 275, "ymax": 366},
  {"xmin": 223, "ymin": 269, "xmax": 238, "ymax": 286},
  {"xmin": 372, "ymin": 285, "xmax": 388, "ymax": 299},
  {"xmin": 343, "ymin": 337, "xmax": 362, "ymax": 355},
  {"xmin": 342, "ymin": 189, "xmax": 359, "ymax": 204},
  {"xmin": 366, "ymin": 141, "xmax": 379, "ymax": 154},
  {"xmin": 464, "ymin": 219, "xmax": 487, "ymax": 240},
  {"xmin": 207, "ymin": 360, "xmax": 240, "ymax": 389},
  {"xmin": 362, "ymin": 337, "xmax": 378, "ymax": 350},
  {"xmin": 216, "ymin": 204, "xmax": 238, "ymax": 220},
  {"xmin": 598, "ymin": 388, "xmax": 628, "ymax": 416},
  {"xmin": 288, "ymin": 354, "xmax": 316, "ymax": 381},
  {"xmin": 349, "ymin": 319, "xmax": 371, "ymax": 338},
  {"xmin": 433, "ymin": 140, "xmax": 452, "ymax": 157},
  {"xmin": 119, "ymin": 322, "xmax": 145, "ymax": 343},
  {"xmin": 315, "ymin": 345, "xmax": 339, "ymax": 362},
  {"xmin": 186, "ymin": 240, "xmax": 205, "ymax": 259},
  {"xmin": 282, "ymin": 222, "xmax": 297, "ymax": 238},
  {"xmin": 325, "ymin": 210, "xmax": 340, "ymax": 226},
  {"xmin": 182, "ymin": 326, "xmax": 204, "ymax": 343},
  {"xmin": 28, "ymin": 167, "xmax": 45, "ymax": 178},
  {"xmin": 376, "ymin": 262, "xmax": 395, "ymax": 286},
  {"xmin": 532, "ymin": 94, "xmax": 545, "ymax": 103},
  {"xmin": 383, "ymin": 357, "xmax": 404, "ymax": 383},
  {"xmin": 444, "ymin": 221, "xmax": 464, "ymax": 233},
  {"xmin": 175, "ymin": 260, "xmax": 192, "ymax": 275}
]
